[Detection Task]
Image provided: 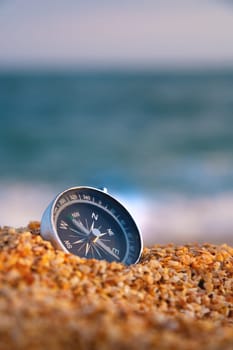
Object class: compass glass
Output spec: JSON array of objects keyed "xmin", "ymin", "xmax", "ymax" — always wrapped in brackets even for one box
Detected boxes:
[{"xmin": 52, "ymin": 187, "xmax": 142, "ymax": 265}]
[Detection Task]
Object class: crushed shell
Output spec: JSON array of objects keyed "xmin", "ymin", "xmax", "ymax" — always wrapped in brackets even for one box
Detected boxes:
[{"xmin": 0, "ymin": 221, "xmax": 233, "ymax": 349}]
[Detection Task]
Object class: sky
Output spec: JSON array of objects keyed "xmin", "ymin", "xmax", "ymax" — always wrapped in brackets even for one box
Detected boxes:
[{"xmin": 0, "ymin": 0, "xmax": 233, "ymax": 68}]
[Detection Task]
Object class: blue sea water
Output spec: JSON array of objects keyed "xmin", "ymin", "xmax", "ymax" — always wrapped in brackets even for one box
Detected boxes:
[
  {"xmin": 1, "ymin": 69, "xmax": 233, "ymax": 194},
  {"xmin": 1, "ymin": 69, "xmax": 233, "ymax": 243}
]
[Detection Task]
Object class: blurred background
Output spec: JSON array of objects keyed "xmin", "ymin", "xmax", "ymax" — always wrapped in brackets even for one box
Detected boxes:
[{"xmin": 0, "ymin": 0, "xmax": 233, "ymax": 245}]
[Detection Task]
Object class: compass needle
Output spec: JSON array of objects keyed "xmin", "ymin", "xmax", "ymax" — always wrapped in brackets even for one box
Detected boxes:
[
  {"xmin": 95, "ymin": 240, "xmax": 120, "ymax": 260},
  {"xmin": 90, "ymin": 245, "xmax": 95, "ymax": 258},
  {"xmin": 89, "ymin": 221, "xmax": 95, "ymax": 233},
  {"xmin": 85, "ymin": 219, "xmax": 89, "ymax": 230},
  {"xmin": 77, "ymin": 242, "xmax": 86, "ymax": 252},
  {"xmin": 73, "ymin": 238, "xmax": 85, "ymax": 245},
  {"xmin": 71, "ymin": 219, "xmax": 89, "ymax": 235},
  {"xmin": 69, "ymin": 228, "xmax": 86, "ymax": 236},
  {"xmin": 93, "ymin": 233, "xmax": 106, "ymax": 243},
  {"xmin": 85, "ymin": 243, "xmax": 90, "ymax": 256},
  {"xmin": 99, "ymin": 232, "xmax": 108, "ymax": 237},
  {"xmin": 92, "ymin": 244, "xmax": 102, "ymax": 257}
]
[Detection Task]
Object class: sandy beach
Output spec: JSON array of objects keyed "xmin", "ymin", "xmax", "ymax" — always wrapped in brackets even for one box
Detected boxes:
[{"xmin": 0, "ymin": 222, "xmax": 233, "ymax": 349}]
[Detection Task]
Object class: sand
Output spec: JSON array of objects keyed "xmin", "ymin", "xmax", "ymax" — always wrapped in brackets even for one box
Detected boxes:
[{"xmin": 0, "ymin": 222, "xmax": 233, "ymax": 349}]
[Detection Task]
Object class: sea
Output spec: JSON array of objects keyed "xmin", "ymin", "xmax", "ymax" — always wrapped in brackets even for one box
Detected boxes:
[{"xmin": 1, "ymin": 68, "xmax": 233, "ymax": 245}]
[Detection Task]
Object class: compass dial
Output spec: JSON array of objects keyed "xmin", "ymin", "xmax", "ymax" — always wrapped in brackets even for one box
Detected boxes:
[{"xmin": 47, "ymin": 187, "xmax": 142, "ymax": 265}]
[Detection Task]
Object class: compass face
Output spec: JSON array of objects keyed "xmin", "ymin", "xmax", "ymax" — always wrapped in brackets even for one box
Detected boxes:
[{"xmin": 52, "ymin": 187, "xmax": 142, "ymax": 265}]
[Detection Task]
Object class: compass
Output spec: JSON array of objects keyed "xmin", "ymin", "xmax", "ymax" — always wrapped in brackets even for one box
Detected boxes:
[{"xmin": 41, "ymin": 186, "xmax": 143, "ymax": 265}]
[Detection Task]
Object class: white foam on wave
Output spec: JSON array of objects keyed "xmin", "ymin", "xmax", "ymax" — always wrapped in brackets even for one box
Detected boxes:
[
  {"xmin": 1, "ymin": 183, "xmax": 233, "ymax": 245},
  {"xmin": 146, "ymin": 194, "xmax": 233, "ymax": 245},
  {"xmin": 0, "ymin": 183, "xmax": 56, "ymax": 228},
  {"xmin": 107, "ymin": 192, "xmax": 233, "ymax": 246}
]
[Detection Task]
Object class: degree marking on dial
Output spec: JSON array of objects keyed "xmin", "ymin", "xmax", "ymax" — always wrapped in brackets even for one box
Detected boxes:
[
  {"xmin": 69, "ymin": 194, "xmax": 78, "ymax": 201},
  {"xmin": 83, "ymin": 195, "xmax": 91, "ymax": 201},
  {"xmin": 59, "ymin": 198, "xmax": 66, "ymax": 206}
]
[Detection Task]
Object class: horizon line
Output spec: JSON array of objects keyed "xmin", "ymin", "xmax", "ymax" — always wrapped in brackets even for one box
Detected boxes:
[{"xmin": 0, "ymin": 61, "xmax": 233, "ymax": 74}]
